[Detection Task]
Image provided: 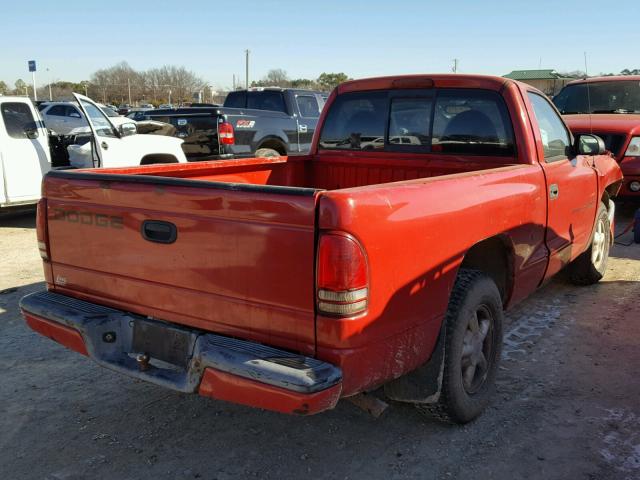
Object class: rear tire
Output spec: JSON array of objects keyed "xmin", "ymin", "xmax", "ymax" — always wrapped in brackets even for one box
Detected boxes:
[
  {"xmin": 417, "ymin": 269, "xmax": 503, "ymax": 424},
  {"xmin": 567, "ymin": 202, "xmax": 610, "ymax": 285},
  {"xmin": 255, "ymin": 148, "xmax": 281, "ymax": 158}
]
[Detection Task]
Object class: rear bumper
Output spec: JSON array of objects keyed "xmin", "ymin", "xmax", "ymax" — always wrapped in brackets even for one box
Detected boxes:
[{"xmin": 20, "ymin": 291, "xmax": 342, "ymax": 415}]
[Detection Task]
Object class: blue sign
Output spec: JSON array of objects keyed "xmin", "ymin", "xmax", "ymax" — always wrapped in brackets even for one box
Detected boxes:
[{"xmin": 28, "ymin": 60, "xmax": 36, "ymax": 72}]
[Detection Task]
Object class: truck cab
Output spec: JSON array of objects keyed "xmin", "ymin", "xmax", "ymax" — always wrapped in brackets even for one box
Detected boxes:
[
  {"xmin": 0, "ymin": 97, "xmax": 51, "ymax": 209},
  {"xmin": 222, "ymin": 87, "xmax": 327, "ymax": 156}
]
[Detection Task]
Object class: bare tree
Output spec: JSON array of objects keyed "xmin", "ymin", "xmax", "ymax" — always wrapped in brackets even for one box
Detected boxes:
[{"xmin": 88, "ymin": 62, "xmax": 205, "ymax": 106}]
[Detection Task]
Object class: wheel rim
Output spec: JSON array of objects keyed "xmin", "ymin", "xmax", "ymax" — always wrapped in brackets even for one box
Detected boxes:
[
  {"xmin": 591, "ymin": 217, "xmax": 607, "ymax": 269},
  {"xmin": 461, "ymin": 304, "xmax": 494, "ymax": 394}
]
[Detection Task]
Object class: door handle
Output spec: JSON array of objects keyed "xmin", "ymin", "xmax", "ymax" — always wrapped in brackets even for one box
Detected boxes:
[
  {"xmin": 141, "ymin": 220, "xmax": 177, "ymax": 244},
  {"xmin": 101, "ymin": 141, "xmax": 109, "ymax": 150},
  {"xmin": 549, "ymin": 184, "xmax": 559, "ymax": 200}
]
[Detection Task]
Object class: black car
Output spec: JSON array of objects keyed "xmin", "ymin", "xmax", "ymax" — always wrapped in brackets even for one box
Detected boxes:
[{"xmin": 141, "ymin": 88, "xmax": 327, "ymax": 161}]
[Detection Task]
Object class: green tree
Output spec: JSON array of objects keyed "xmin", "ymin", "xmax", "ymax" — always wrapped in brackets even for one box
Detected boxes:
[
  {"xmin": 290, "ymin": 78, "xmax": 318, "ymax": 89},
  {"xmin": 15, "ymin": 78, "xmax": 27, "ymax": 95},
  {"xmin": 317, "ymin": 72, "xmax": 349, "ymax": 92},
  {"xmin": 0, "ymin": 80, "xmax": 8, "ymax": 95}
]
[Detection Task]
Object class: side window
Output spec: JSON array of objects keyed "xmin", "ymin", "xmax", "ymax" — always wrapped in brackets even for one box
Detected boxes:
[
  {"xmin": 79, "ymin": 99, "xmax": 116, "ymax": 137},
  {"xmin": 388, "ymin": 97, "xmax": 432, "ymax": 147},
  {"xmin": 224, "ymin": 91, "xmax": 246, "ymax": 108},
  {"xmin": 247, "ymin": 91, "xmax": 286, "ymax": 113},
  {"xmin": 296, "ymin": 95, "xmax": 320, "ymax": 118},
  {"xmin": 318, "ymin": 91, "xmax": 387, "ymax": 150},
  {"xmin": 1, "ymin": 102, "xmax": 37, "ymax": 139},
  {"xmin": 527, "ymin": 92, "xmax": 571, "ymax": 161},
  {"xmin": 66, "ymin": 106, "xmax": 82, "ymax": 118},
  {"xmin": 432, "ymin": 90, "xmax": 515, "ymax": 156},
  {"xmin": 46, "ymin": 105, "xmax": 67, "ymax": 116}
]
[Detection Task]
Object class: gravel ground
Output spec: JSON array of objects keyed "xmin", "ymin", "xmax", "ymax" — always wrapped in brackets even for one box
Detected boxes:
[{"xmin": 1, "ymin": 202, "xmax": 639, "ymax": 480}]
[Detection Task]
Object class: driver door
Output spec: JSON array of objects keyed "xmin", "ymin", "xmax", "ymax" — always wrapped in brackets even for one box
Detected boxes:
[
  {"xmin": 73, "ymin": 93, "xmax": 132, "ymax": 168},
  {"xmin": 525, "ymin": 91, "xmax": 598, "ymax": 281}
]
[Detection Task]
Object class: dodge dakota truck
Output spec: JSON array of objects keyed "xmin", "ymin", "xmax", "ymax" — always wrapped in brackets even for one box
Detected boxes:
[
  {"xmin": 20, "ymin": 74, "xmax": 622, "ymax": 423},
  {"xmin": 553, "ymin": 75, "xmax": 640, "ymax": 196}
]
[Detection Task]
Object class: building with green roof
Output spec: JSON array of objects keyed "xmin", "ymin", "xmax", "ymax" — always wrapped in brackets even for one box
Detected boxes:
[{"xmin": 503, "ymin": 69, "xmax": 576, "ymax": 96}]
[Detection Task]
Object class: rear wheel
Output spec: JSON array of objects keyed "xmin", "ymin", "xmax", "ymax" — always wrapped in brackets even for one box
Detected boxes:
[
  {"xmin": 255, "ymin": 148, "xmax": 281, "ymax": 158},
  {"xmin": 417, "ymin": 269, "xmax": 503, "ymax": 424},
  {"xmin": 567, "ymin": 202, "xmax": 610, "ymax": 285}
]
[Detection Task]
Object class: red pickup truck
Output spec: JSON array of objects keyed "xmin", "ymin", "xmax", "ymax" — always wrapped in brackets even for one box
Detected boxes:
[
  {"xmin": 553, "ymin": 75, "xmax": 640, "ymax": 196},
  {"xmin": 21, "ymin": 74, "xmax": 622, "ymax": 423}
]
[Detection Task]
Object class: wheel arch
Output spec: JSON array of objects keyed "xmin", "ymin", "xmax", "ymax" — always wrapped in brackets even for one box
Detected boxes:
[
  {"xmin": 255, "ymin": 135, "xmax": 288, "ymax": 155},
  {"xmin": 459, "ymin": 235, "xmax": 515, "ymax": 307}
]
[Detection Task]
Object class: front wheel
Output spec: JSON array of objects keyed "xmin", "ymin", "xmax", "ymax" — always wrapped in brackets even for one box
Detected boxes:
[
  {"xmin": 567, "ymin": 202, "xmax": 610, "ymax": 285},
  {"xmin": 418, "ymin": 269, "xmax": 503, "ymax": 424}
]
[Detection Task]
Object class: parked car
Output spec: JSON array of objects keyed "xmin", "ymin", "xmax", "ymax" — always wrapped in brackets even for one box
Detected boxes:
[
  {"xmin": 553, "ymin": 75, "xmax": 640, "ymax": 196},
  {"xmin": 20, "ymin": 74, "xmax": 622, "ymax": 423},
  {"xmin": 117, "ymin": 104, "xmax": 131, "ymax": 115},
  {"xmin": 39, "ymin": 101, "xmax": 132, "ymax": 134},
  {"xmin": 38, "ymin": 102, "xmax": 86, "ymax": 134},
  {"xmin": 142, "ymin": 88, "xmax": 327, "ymax": 161},
  {"xmin": 0, "ymin": 95, "xmax": 186, "ymax": 211}
]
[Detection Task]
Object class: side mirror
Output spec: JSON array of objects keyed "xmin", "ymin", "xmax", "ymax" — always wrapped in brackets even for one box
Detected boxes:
[
  {"xmin": 119, "ymin": 122, "xmax": 137, "ymax": 137},
  {"xmin": 576, "ymin": 134, "xmax": 606, "ymax": 155}
]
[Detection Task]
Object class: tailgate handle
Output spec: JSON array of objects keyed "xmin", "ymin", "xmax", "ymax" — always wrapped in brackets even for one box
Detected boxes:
[{"xmin": 141, "ymin": 220, "xmax": 177, "ymax": 244}]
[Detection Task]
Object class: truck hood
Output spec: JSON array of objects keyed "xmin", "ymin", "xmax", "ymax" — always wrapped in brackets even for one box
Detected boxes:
[{"xmin": 563, "ymin": 114, "xmax": 640, "ymax": 136}]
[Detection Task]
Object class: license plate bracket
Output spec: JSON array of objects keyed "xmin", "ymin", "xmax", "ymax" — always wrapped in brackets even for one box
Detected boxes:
[{"xmin": 132, "ymin": 319, "xmax": 194, "ymax": 368}]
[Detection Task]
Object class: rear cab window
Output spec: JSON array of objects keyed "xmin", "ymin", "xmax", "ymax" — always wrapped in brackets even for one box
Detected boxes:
[
  {"xmin": 224, "ymin": 91, "xmax": 246, "ymax": 108},
  {"xmin": 247, "ymin": 91, "xmax": 286, "ymax": 113},
  {"xmin": 2, "ymin": 102, "xmax": 37, "ymax": 139},
  {"xmin": 318, "ymin": 91, "xmax": 388, "ymax": 150},
  {"xmin": 318, "ymin": 88, "xmax": 515, "ymax": 156}
]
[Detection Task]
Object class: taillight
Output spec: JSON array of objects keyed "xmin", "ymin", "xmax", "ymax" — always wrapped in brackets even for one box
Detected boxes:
[
  {"xmin": 36, "ymin": 198, "xmax": 49, "ymax": 260},
  {"xmin": 218, "ymin": 121, "xmax": 235, "ymax": 145},
  {"xmin": 316, "ymin": 233, "xmax": 368, "ymax": 316}
]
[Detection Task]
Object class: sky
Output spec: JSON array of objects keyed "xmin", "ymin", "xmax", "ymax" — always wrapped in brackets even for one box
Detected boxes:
[{"xmin": 1, "ymin": 0, "xmax": 638, "ymax": 90}]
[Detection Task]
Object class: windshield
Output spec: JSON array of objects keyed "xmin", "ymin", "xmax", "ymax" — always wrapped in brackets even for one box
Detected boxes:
[
  {"xmin": 99, "ymin": 106, "xmax": 119, "ymax": 117},
  {"xmin": 553, "ymin": 80, "xmax": 640, "ymax": 114}
]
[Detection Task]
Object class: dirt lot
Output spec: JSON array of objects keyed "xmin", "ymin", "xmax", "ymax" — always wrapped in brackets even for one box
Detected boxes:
[{"xmin": 1, "ymin": 203, "xmax": 639, "ymax": 480}]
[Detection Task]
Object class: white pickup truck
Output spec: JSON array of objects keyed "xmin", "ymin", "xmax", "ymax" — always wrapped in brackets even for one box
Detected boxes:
[{"xmin": 0, "ymin": 94, "xmax": 186, "ymax": 211}]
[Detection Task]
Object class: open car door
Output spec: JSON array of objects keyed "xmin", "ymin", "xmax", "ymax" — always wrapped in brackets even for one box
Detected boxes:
[{"xmin": 73, "ymin": 93, "xmax": 140, "ymax": 168}]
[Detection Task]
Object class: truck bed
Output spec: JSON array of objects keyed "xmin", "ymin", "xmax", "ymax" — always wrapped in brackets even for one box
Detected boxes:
[
  {"xmin": 43, "ymin": 153, "xmax": 520, "ymax": 359},
  {"xmin": 77, "ymin": 153, "xmax": 518, "ymax": 191}
]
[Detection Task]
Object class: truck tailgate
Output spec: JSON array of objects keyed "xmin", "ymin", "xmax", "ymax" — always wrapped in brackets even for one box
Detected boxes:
[{"xmin": 43, "ymin": 171, "xmax": 321, "ymax": 354}]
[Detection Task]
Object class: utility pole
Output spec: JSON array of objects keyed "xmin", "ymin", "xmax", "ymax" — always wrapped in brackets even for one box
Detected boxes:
[
  {"xmin": 233, "ymin": 74, "xmax": 236, "ymax": 90},
  {"xmin": 46, "ymin": 68, "xmax": 52, "ymax": 101},
  {"xmin": 127, "ymin": 78, "xmax": 132, "ymax": 105},
  {"xmin": 245, "ymin": 49, "xmax": 250, "ymax": 89},
  {"xmin": 452, "ymin": 58, "xmax": 459, "ymax": 73},
  {"xmin": 32, "ymin": 71, "xmax": 37, "ymax": 101}
]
